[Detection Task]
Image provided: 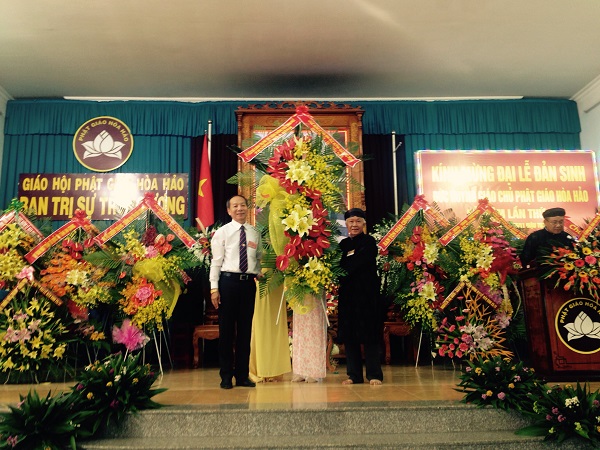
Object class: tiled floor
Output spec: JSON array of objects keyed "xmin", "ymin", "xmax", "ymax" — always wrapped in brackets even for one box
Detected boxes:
[
  {"xmin": 153, "ymin": 364, "xmax": 466, "ymax": 408},
  {"xmin": 1, "ymin": 363, "xmax": 598, "ymax": 409}
]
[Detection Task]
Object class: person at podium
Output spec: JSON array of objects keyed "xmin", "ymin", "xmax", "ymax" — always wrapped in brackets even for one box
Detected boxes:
[{"xmin": 520, "ymin": 207, "xmax": 575, "ymax": 268}]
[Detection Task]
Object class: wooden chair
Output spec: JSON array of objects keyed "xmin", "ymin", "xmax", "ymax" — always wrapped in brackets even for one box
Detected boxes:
[
  {"xmin": 192, "ymin": 300, "xmax": 219, "ymax": 368},
  {"xmin": 383, "ymin": 304, "xmax": 414, "ymax": 364}
]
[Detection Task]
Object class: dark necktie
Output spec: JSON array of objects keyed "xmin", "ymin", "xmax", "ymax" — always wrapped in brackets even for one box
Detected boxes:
[{"xmin": 239, "ymin": 225, "xmax": 248, "ymax": 273}]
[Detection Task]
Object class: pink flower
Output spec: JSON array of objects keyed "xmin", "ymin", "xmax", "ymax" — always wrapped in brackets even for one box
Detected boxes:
[
  {"xmin": 145, "ymin": 246, "xmax": 159, "ymax": 258},
  {"xmin": 497, "ymin": 392, "xmax": 506, "ymax": 400},
  {"xmin": 16, "ymin": 266, "xmax": 34, "ymax": 281},
  {"xmin": 112, "ymin": 319, "xmax": 149, "ymax": 352},
  {"xmin": 6, "ymin": 435, "xmax": 18, "ymax": 447},
  {"xmin": 135, "ymin": 286, "xmax": 154, "ymax": 302},
  {"xmin": 585, "ymin": 255, "xmax": 597, "ymax": 265}
]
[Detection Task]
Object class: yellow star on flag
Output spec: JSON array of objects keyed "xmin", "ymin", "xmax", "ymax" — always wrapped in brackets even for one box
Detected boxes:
[{"xmin": 198, "ymin": 178, "xmax": 207, "ymax": 197}]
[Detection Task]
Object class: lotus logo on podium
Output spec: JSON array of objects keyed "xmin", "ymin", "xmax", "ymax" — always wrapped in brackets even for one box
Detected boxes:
[
  {"xmin": 73, "ymin": 116, "xmax": 134, "ymax": 172},
  {"xmin": 555, "ymin": 298, "xmax": 600, "ymax": 355}
]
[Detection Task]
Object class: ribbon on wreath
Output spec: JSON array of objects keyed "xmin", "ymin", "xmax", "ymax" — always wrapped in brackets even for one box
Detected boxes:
[
  {"xmin": 486, "ymin": 209, "xmax": 527, "ymax": 240},
  {"xmin": 25, "ymin": 210, "xmax": 97, "ymax": 263},
  {"xmin": 0, "ymin": 278, "xmax": 63, "ymax": 312},
  {"xmin": 0, "ymin": 200, "xmax": 45, "ymax": 240},
  {"xmin": 95, "ymin": 193, "xmax": 196, "ymax": 248},
  {"xmin": 0, "ymin": 210, "xmax": 15, "ymax": 231},
  {"xmin": 438, "ymin": 199, "xmax": 491, "ymax": 246},
  {"xmin": 296, "ymin": 112, "xmax": 360, "ymax": 168},
  {"xmin": 439, "ymin": 198, "xmax": 527, "ymax": 246},
  {"xmin": 238, "ymin": 106, "xmax": 359, "ymax": 167},
  {"xmin": 439, "ymin": 280, "xmax": 497, "ymax": 311},
  {"xmin": 563, "ymin": 217, "xmax": 582, "ymax": 240},
  {"xmin": 378, "ymin": 195, "xmax": 445, "ymax": 251},
  {"xmin": 579, "ymin": 212, "xmax": 600, "ymax": 241}
]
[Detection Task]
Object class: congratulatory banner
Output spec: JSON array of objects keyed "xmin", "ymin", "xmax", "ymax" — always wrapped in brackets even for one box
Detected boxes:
[
  {"xmin": 416, "ymin": 150, "xmax": 599, "ymax": 230},
  {"xmin": 18, "ymin": 173, "xmax": 189, "ymax": 221}
]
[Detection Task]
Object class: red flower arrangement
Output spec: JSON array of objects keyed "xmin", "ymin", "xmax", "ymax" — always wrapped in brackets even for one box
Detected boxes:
[
  {"xmin": 254, "ymin": 132, "xmax": 346, "ymax": 302},
  {"xmin": 542, "ymin": 224, "xmax": 600, "ymax": 300},
  {"xmin": 266, "ymin": 139, "xmax": 333, "ymax": 272}
]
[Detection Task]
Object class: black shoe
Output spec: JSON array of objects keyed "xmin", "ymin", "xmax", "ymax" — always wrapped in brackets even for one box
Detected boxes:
[
  {"xmin": 236, "ymin": 379, "xmax": 256, "ymax": 387},
  {"xmin": 220, "ymin": 380, "xmax": 233, "ymax": 389}
]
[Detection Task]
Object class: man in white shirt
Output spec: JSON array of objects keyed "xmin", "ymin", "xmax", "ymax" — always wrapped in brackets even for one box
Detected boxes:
[{"xmin": 209, "ymin": 195, "xmax": 262, "ymax": 389}]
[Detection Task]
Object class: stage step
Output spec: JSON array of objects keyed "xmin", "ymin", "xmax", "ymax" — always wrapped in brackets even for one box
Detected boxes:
[{"xmin": 79, "ymin": 401, "xmax": 591, "ymax": 449}]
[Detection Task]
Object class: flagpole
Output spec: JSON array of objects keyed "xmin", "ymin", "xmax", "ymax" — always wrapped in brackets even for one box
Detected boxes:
[
  {"xmin": 392, "ymin": 131, "xmax": 398, "ymax": 216},
  {"xmin": 207, "ymin": 120, "xmax": 212, "ymax": 165}
]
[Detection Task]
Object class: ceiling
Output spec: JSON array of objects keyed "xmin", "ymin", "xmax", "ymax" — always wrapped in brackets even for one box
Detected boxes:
[{"xmin": 1, "ymin": 0, "xmax": 600, "ymax": 101}]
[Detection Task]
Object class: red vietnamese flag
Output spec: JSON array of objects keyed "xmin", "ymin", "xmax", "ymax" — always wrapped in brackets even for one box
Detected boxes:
[{"xmin": 196, "ymin": 135, "xmax": 214, "ymax": 230}]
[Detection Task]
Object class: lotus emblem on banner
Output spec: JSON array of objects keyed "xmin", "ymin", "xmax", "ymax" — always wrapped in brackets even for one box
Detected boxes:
[
  {"xmin": 73, "ymin": 116, "xmax": 134, "ymax": 172},
  {"xmin": 82, "ymin": 130, "xmax": 125, "ymax": 160}
]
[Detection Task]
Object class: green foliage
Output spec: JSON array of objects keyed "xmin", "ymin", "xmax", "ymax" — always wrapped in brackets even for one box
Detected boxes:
[
  {"xmin": 458, "ymin": 357, "xmax": 600, "ymax": 447},
  {"xmin": 0, "ymin": 390, "xmax": 91, "ymax": 450},
  {"xmin": 0, "ymin": 352, "xmax": 165, "ymax": 448},
  {"xmin": 456, "ymin": 356, "xmax": 540, "ymax": 413},
  {"xmin": 517, "ymin": 382, "xmax": 600, "ymax": 446},
  {"xmin": 69, "ymin": 352, "xmax": 166, "ymax": 435}
]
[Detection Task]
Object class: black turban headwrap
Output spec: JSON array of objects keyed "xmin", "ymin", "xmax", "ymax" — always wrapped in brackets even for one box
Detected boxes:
[
  {"xmin": 344, "ymin": 208, "xmax": 366, "ymax": 220},
  {"xmin": 542, "ymin": 207, "xmax": 566, "ymax": 218}
]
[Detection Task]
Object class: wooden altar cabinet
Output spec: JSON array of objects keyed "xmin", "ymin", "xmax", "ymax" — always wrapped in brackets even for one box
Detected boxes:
[{"xmin": 519, "ymin": 268, "xmax": 600, "ymax": 379}]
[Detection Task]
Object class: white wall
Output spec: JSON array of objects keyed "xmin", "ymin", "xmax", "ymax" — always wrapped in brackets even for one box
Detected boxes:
[
  {"xmin": 0, "ymin": 85, "xmax": 10, "ymax": 187},
  {"xmin": 574, "ymin": 75, "xmax": 600, "ymax": 183}
]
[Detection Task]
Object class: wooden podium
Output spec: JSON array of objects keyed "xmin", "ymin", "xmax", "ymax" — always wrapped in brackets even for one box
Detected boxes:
[{"xmin": 520, "ymin": 268, "xmax": 600, "ymax": 379}]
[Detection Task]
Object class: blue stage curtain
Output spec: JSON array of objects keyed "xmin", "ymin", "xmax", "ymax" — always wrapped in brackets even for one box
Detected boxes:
[
  {"xmin": 1, "ymin": 98, "xmax": 581, "ymax": 225},
  {"xmin": 3, "ymin": 100, "xmax": 240, "ymax": 136},
  {"xmin": 359, "ymin": 99, "xmax": 580, "ymax": 134},
  {"xmin": 359, "ymin": 99, "xmax": 581, "ymax": 201}
]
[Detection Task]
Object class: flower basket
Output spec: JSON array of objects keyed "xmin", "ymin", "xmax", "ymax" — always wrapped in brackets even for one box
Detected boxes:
[{"xmin": 541, "ymin": 223, "xmax": 600, "ymax": 301}]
